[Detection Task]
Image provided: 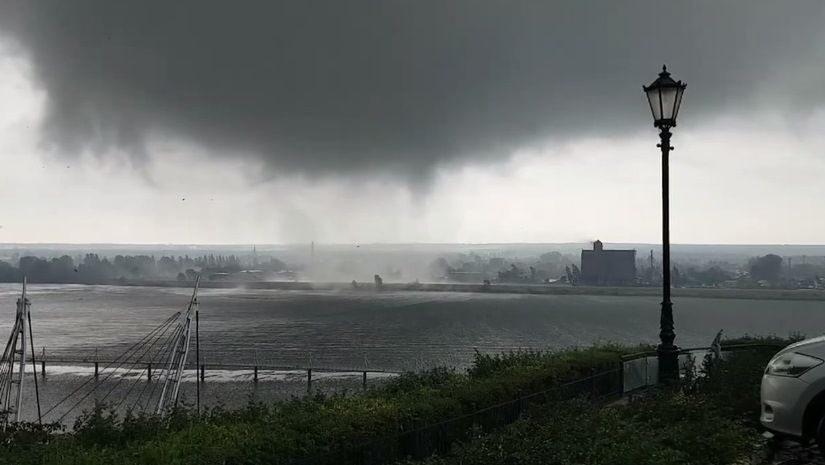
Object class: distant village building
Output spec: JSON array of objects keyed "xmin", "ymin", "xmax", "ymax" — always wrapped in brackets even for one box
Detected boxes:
[
  {"xmin": 580, "ymin": 240, "xmax": 637, "ymax": 286},
  {"xmin": 446, "ymin": 270, "xmax": 485, "ymax": 283}
]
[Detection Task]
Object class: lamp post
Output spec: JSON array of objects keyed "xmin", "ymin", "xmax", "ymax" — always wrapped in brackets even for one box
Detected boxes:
[{"xmin": 643, "ymin": 65, "xmax": 686, "ymax": 383}]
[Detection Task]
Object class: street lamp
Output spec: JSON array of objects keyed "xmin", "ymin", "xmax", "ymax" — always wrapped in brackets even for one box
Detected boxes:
[{"xmin": 643, "ymin": 65, "xmax": 686, "ymax": 383}]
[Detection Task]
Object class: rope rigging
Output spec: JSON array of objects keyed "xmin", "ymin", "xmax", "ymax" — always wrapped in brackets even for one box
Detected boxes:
[
  {"xmin": 52, "ymin": 315, "xmax": 181, "ymax": 423},
  {"xmin": 2, "ymin": 278, "xmax": 201, "ymax": 425},
  {"xmin": 42, "ymin": 312, "xmax": 181, "ymax": 421},
  {"xmin": 112, "ymin": 320, "xmax": 185, "ymax": 413},
  {"xmin": 137, "ymin": 323, "xmax": 185, "ymax": 414},
  {"xmin": 88, "ymin": 314, "xmax": 183, "ymax": 408}
]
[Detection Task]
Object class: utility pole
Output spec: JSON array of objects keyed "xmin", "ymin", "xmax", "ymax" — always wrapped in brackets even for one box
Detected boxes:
[
  {"xmin": 310, "ymin": 241, "xmax": 316, "ymax": 279},
  {"xmin": 196, "ymin": 310, "xmax": 200, "ymax": 416}
]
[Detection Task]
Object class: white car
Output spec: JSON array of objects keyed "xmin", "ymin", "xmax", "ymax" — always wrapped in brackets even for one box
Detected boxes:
[{"xmin": 761, "ymin": 336, "xmax": 825, "ymax": 448}]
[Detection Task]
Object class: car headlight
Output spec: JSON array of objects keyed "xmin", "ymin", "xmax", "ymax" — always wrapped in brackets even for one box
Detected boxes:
[{"xmin": 766, "ymin": 352, "xmax": 824, "ymax": 377}]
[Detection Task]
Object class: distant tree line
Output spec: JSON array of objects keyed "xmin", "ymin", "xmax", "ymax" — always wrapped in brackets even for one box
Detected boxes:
[
  {"xmin": 0, "ymin": 254, "xmax": 287, "ymax": 284},
  {"xmin": 670, "ymin": 254, "xmax": 824, "ymax": 289},
  {"xmin": 430, "ymin": 251, "xmax": 576, "ymax": 284},
  {"xmin": 748, "ymin": 254, "xmax": 783, "ymax": 282}
]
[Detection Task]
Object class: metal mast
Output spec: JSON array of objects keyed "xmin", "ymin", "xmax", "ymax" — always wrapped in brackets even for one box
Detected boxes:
[
  {"xmin": 0, "ymin": 279, "xmax": 31, "ymax": 424},
  {"xmin": 156, "ymin": 276, "xmax": 199, "ymax": 415}
]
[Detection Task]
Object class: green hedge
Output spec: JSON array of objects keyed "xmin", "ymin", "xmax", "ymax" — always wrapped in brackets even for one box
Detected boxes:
[
  {"xmin": 408, "ymin": 342, "xmax": 784, "ymax": 465},
  {"xmin": 406, "ymin": 392, "xmax": 761, "ymax": 465},
  {"xmin": 0, "ymin": 345, "xmax": 640, "ymax": 465}
]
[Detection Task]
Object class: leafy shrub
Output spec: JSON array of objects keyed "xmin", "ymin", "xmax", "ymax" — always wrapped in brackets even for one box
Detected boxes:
[
  {"xmin": 405, "ymin": 338, "xmax": 793, "ymax": 465},
  {"xmin": 0, "ymin": 421, "xmax": 62, "ymax": 450},
  {"xmin": 404, "ymin": 392, "xmax": 758, "ymax": 465},
  {"xmin": 469, "ymin": 345, "xmax": 643, "ymax": 379},
  {"xmin": 0, "ymin": 345, "xmax": 635, "ymax": 464},
  {"xmin": 5, "ymin": 340, "xmax": 778, "ymax": 465},
  {"xmin": 409, "ymin": 384, "xmax": 763, "ymax": 465},
  {"xmin": 722, "ymin": 333, "xmax": 803, "ymax": 346}
]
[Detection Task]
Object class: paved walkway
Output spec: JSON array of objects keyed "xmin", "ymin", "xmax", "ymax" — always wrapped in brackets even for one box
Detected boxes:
[{"xmin": 766, "ymin": 441, "xmax": 825, "ymax": 464}]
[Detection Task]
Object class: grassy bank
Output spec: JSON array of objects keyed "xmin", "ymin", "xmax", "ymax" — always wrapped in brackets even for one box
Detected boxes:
[
  {"xmin": 405, "ymin": 391, "xmax": 760, "ymax": 465},
  {"xmin": 0, "ymin": 345, "xmax": 637, "ymax": 465},
  {"xmin": 408, "ymin": 343, "xmax": 780, "ymax": 465},
  {"xmin": 0, "ymin": 338, "xmax": 787, "ymax": 464}
]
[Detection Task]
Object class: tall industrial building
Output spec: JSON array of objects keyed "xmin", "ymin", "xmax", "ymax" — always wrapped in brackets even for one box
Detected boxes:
[{"xmin": 580, "ymin": 240, "xmax": 636, "ymax": 286}]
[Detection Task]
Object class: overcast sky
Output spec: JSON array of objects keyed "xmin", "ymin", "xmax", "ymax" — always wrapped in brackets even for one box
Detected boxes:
[{"xmin": 0, "ymin": 1, "xmax": 824, "ymax": 245}]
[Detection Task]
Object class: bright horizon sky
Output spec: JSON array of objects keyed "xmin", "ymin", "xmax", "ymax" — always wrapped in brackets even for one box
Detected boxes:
[{"xmin": 1, "ymin": 2, "xmax": 824, "ymax": 246}]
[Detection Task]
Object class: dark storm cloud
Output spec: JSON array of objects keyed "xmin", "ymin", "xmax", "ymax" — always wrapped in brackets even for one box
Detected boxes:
[{"xmin": 0, "ymin": 1, "xmax": 823, "ymax": 179}]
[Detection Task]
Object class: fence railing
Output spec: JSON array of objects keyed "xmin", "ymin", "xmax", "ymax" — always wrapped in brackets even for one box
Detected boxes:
[
  {"xmin": 620, "ymin": 342, "xmax": 783, "ymax": 394},
  {"xmin": 287, "ymin": 366, "xmax": 623, "ymax": 465},
  {"xmin": 33, "ymin": 342, "xmax": 785, "ymax": 402},
  {"xmin": 32, "ymin": 357, "xmax": 398, "ymax": 394}
]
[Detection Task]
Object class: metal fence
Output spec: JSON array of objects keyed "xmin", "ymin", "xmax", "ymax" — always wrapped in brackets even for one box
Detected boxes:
[
  {"xmin": 620, "ymin": 343, "xmax": 783, "ymax": 395},
  {"xmin": 287, "ymin": 366, "xmax": 623, "ymax": 465},
  {"xmin": 29, "ymin": 345, "xmax": 400, "ymax": 393}
]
